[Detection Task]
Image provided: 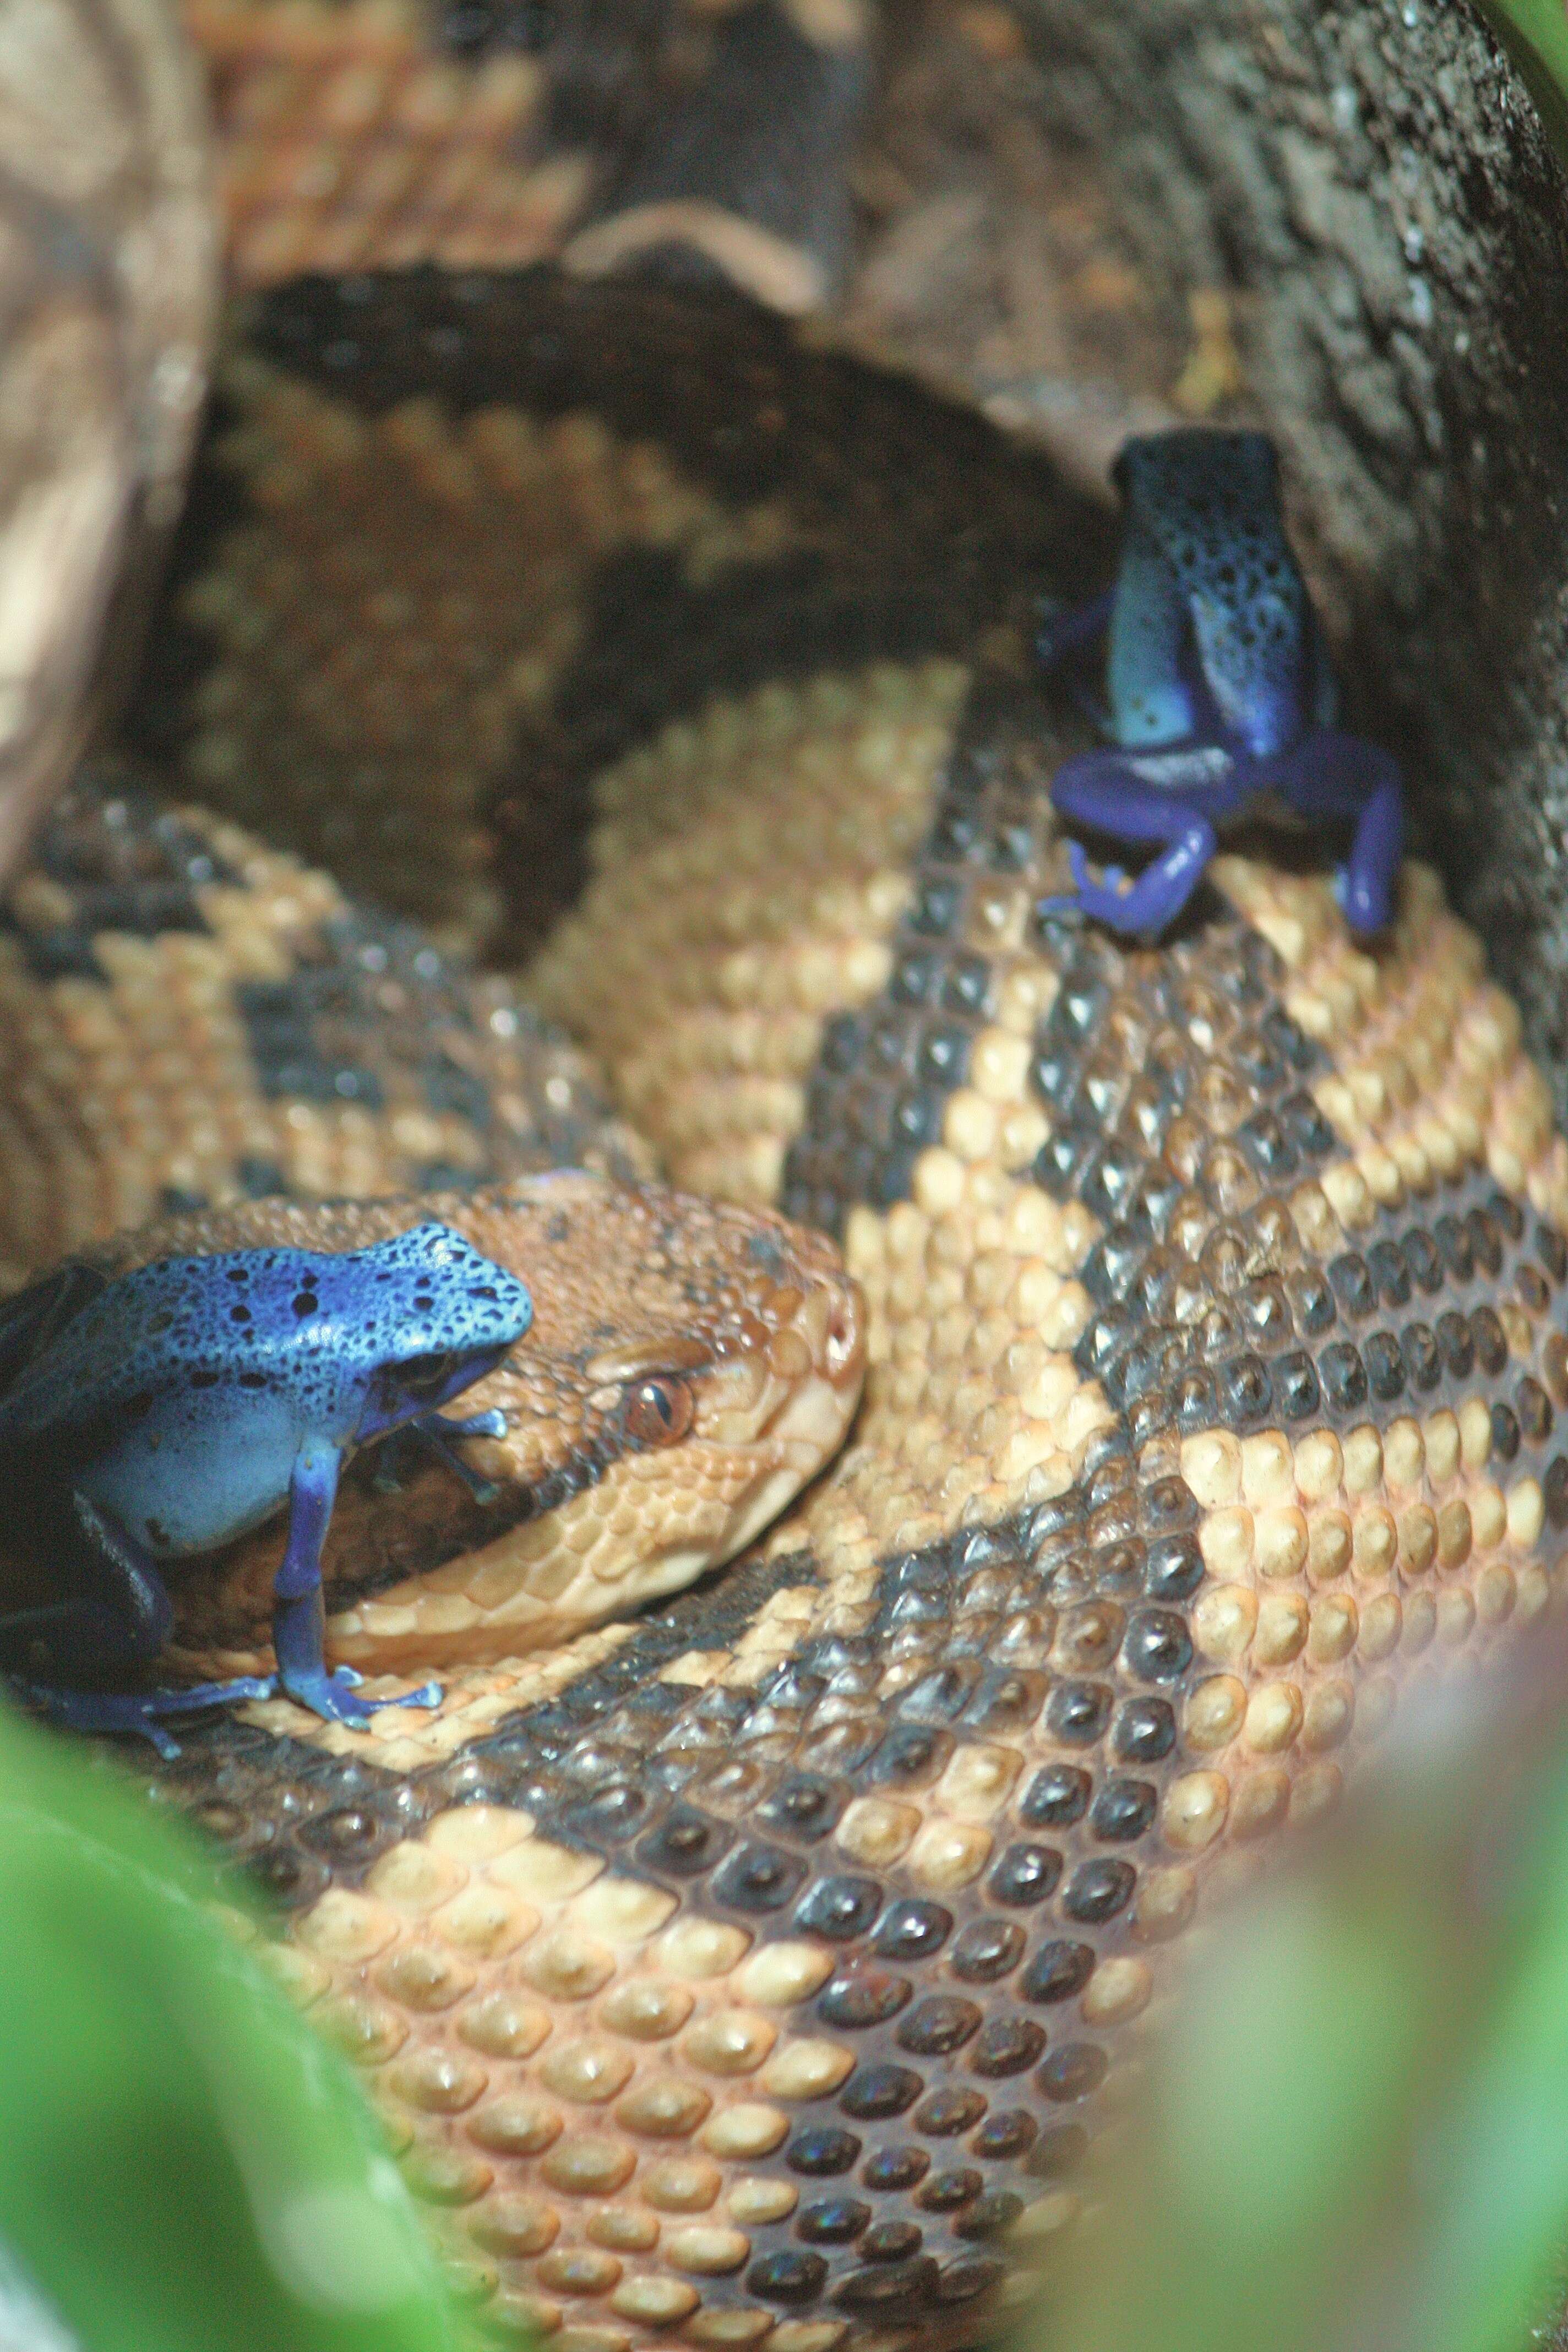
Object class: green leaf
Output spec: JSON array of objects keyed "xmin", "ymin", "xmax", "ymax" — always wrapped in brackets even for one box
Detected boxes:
[
  {"xmin": 1029, "ymin": 1689, "xmax": 1568, "ymax": 2352},
  {"xmin": 0, "ymin": 1706, "xmax": 459, "ymax": 2352}
]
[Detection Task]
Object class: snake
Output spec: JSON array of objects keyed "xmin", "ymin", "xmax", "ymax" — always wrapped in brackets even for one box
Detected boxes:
[{"xmin": 3, "ymin": 8, "xmax": 1568, "ymax": 2350}]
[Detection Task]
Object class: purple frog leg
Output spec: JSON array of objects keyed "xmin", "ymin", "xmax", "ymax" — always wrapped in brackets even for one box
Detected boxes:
[
  {"xmin": 411, "ymin": 1407, "xmax": 507, "ymax": 1505},
  {"xmin": 270, "ymin": 1436, "xmax": 440, "ymax": 1723},
  {"xmin": 423, "ymin": 1407, "xmax": 508, "ymax": 1443},
  {"xmin": 1049, "ymin": 728, "xmax": 1403, "ymax": 941},
  {"xmin": 1048, "ymin": 748, "xmax": 1255, "ymax": 935},
  {"xmin": 1, "ymin": 1495, "xmax": 275, "ymax": 1758},
  {"xmin": 1037, "ymin": 591, "xmax": 1118, "ymax": 729},
  {"xmin": 16, "ymin": 1675, "xmax": 277, "ymax": 1763},
  {"xmin": 8, "ymin": 1441, "xmax": 444, "ymax": 1752},
  {"xmin": 369, "ymin": 1406, "xmax": 509, "ymax": 1503},
  {"xmin": 1038, "ymin": 431, "xmax": 1406, "ymax": 944},
  {"xmin": 1266, "ymin": 727, "xmax": 1405, "ymax": 936}
]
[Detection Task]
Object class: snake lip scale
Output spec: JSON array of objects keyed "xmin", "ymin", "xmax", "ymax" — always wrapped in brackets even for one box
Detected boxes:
[{"xmin": 1, "ymin": 107, "xmax": 1566, "ymax": 2352}]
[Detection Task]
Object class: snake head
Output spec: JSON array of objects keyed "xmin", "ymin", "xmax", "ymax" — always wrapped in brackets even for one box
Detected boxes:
[{"xmin": 150, "ymin": 1174, "xmax": 865, "ymax": 1681}]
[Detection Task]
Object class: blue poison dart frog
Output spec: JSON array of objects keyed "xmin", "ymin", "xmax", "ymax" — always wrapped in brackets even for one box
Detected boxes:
[
  {"xmin": 0, "ymin": 1222, "xmax": 532, "ymax": 1756},
  {"xmin": 1037, "ymin": 427, "xmax": 1403, "ymax": 940}
]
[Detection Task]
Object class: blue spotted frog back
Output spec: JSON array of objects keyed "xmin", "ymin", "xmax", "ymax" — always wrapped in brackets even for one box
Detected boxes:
[{"xmin": 0, "ymin": 1223, "xmax": 532, "ymax": 1561}]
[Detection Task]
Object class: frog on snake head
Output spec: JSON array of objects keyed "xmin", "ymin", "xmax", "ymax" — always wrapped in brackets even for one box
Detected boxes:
[
  {"xmin": 1037, "ymin": 426, "xmax": 1404, "ymax": 940},
  {"xmin": 0, "ymin": 1222, "xmax": 533, "ymax": 1755}
]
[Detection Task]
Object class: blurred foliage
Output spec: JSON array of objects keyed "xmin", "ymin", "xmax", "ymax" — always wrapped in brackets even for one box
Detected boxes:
[
  {"xmin": 1476, "ymin": 3, "xmax": 1568, "ymax": 172},
  {"xmin": 1025, "ymin": 1666, "xmax": 1568, "ymax": 2352},
  {"xmin": 0, "ymin": 1705, "xmax": 458, "ymax": 2352}
]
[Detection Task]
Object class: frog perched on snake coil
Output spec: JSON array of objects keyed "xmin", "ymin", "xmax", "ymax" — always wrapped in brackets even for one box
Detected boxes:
[
  {"xmin": 3, "ymin": 14, "xmax": 1568, "ymax": 2350},
  {"xmin": 0, "ymin": 1218, "xmax": 537, "ymax": 1743}
]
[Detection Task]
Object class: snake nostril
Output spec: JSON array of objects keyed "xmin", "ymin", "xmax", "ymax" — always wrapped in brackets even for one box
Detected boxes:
[{"xmin": 824, "ymin": 1289, "xmax": 862, "ymax": 1379}]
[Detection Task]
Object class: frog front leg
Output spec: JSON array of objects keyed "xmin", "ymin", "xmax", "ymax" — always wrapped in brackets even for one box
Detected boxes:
[
  {"xmin": 371, "ymin": 1408, "xmax": 509, "ymax": 1504},
  {"xmin": 1036, "ymin": 588, "xmax": 1115, "ymax": 671},
  {"xmin": 1049, "ymin": 754, "xmax": 1249, "ymax": 936},
  {"xmin": 411, "ymin": 1407, "xmax": 508, "ymax": 1505},
  {"xmin": 422, "ymin": 1408, "xmax": 508, "ymax": 1442},
  {"xmin": 270, "ymin": 1436, "xmax": 440, "ymax": 1724}
]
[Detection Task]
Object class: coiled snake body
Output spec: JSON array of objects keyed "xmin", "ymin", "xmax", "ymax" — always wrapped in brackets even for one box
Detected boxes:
[{"xmin": 3, "ymin": 126, "xmax": 1568, "ymax": 2352}]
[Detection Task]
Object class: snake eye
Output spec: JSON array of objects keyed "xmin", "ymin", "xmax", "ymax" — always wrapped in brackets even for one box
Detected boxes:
[{"xmin": 623, "ymin": 1375, "xmax": 694, "ymax": 1448}]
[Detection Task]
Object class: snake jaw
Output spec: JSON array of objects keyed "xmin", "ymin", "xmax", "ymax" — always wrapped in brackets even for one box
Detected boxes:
[
  {"xmin": 150, "ymin": 1180, "xmax": 865, "ymax": 1680},
  {"xmin": 685, "ymin": 1277, "xmax": 868, "ymax": 1566},
  {"xmin": 312, "ymin": 1249, "xmax": 866, "ymax": 1674}
]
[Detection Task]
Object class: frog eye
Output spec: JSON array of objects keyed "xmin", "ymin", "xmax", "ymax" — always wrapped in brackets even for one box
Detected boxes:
[
  {"xmin": 398, "ymin": 1350, "xmax": 460, "ymax": 1402},
  {"xmin": 623, "ymin": 1376, "xmax": 694, "ymax": 1448}
]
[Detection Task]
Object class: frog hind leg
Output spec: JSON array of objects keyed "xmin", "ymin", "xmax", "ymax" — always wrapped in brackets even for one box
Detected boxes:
[
  {"xmin": 1272, "ymin": 728, "xmax": 1404, "ymax": 937},
  {"xmin": 0, "ymin": 1490, "xmax": 172, "ymax": 1672},
  {"xmin": 271, "ymin": 1436, "xmax": 440, "ymax": 1724},
  {"xmin": 0, "ymin": 1494, "xmax": 272, "ymax": 1760},
  {"xmin": 14, "ymin": 1675, "xmax": 277, "ymax": 1762}
]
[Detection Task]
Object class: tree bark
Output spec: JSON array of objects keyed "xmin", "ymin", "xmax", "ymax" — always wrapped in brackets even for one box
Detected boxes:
[
  {"xmin": 0, "ymin": 0, "xmax": 215, "ymax": 886},
  {"xmin": 1019, "ymin": 0, "xmax": 1568, "ymax": 1119}
]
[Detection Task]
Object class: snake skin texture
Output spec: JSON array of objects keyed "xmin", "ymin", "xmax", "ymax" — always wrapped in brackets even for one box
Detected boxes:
[
  {"xmin": 4, "ymin": 252, "xmax": 1568, "ymax": 2352},
  {"xmin": 194, "ymin": 0, "xmax": 872, "ymax": 308},
  {"xmin": 0, "ymin": 760, "xmax": 651, "ymax": 1288},
  {"xmin": 3, "ymin": 2, "xmax": 1566, "ymax": 2338}
]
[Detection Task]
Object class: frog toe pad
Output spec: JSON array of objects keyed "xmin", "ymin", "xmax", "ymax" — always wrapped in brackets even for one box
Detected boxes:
[
  {"xmin": 10, "ymin": 1674, "xmax": 276, "ymax": 1760},
  {"xmin": 280, "ymin": 1665, "xmax": 442, "ymax": 1726}
]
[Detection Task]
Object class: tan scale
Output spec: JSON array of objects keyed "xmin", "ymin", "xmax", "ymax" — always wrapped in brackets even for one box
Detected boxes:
[
  {"xmin": 530, "ymin": 661, "xmax": 972, "ymax": 1207},
  {"xmin": 326, "ymin": 720, "xmax": 1568, "ymax": 2346},
  {"xmin": 790, "ymin": 1153, "xmax": 1112, "ymax": 1604},
  {"xmin": 187, "ymin": 0, "xmax": 837, "ymax": 301},
  {"xmin": 7, "ymin": 242, "xmax": 1568, "ymax": 2346},
  {"xmin": 0, "ymin": 784, "xmax": 655, "ymax": 1286},
  {"xmin": 1216, "ymin": 852, "xmax": 1568, "ymax": 1227},
  {"xmin": 180, "ymin": 358, "xmax": 800, "ymax": 939},
  {"xmin": 189, "ymin": 0, "xmax": 592, "ymax": 288},
  {"xmin": 533, "ymin": 662, "xmax": 1118, "ymax": 1597},
  {"xmin": 254, "ymin": 1792, "xmax": 1016, "ymax": 2343},
  {"xmin": 1177, "ymin": 1412, "xmax": 1554, "ymax": 1858}
]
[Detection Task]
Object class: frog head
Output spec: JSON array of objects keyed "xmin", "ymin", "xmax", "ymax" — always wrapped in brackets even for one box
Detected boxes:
[{"xmin": 342, "ymin": 1222, "xmax": 534, "ymax": 1442}]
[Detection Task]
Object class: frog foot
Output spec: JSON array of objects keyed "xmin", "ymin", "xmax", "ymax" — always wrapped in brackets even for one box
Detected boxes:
[
  {"xmin": 1332, "ymin": 859, "xmax": 1396, "ymax": 940},
  {"xmin": 1064, "ymin": 840, "xmax": 1209, "ymax": 937},
  {"xmin": 9, "ymin": 1674, "xmax": 276, "ymax": 1761},
  {"xmin": 1064, "ymin": 843, "xmax": 1151, "ymax": 931},
  {"xmin": 433, "ymin": 1408, "xmax": 508, "ymax": 1442},
  {"xmin": 1070, "ymin": 843, "xmax": 1129, "ymax": 905},
  {"xmin": 277, "ymin": 1663, "xmax": 442, "ymax": 1728},
  {"xmin": 1032, "ymin": 888, "xmax": 1087, "ymax": 925},
  {"xmin": 413, "ymin": 1409, "xmax": 506, "ymax": 1505}
]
